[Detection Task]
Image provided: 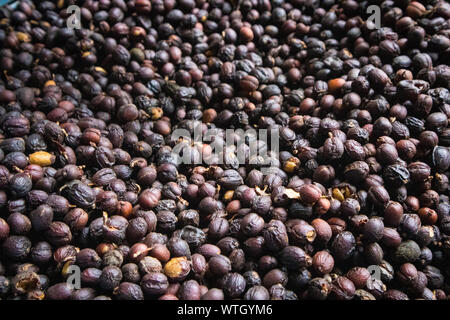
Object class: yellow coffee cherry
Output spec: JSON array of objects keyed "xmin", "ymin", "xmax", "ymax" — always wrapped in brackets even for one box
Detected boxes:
[
  {"xmin": 29, "ymin": 151, "xmax": 55, "ymax": 166},
  {"xmin": 164, "ymin": 257, "xmax": 191, "ymax": 281}
]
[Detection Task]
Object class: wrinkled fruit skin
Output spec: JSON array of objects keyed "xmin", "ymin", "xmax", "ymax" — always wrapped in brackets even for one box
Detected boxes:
[{"xmin": 0, "ymin": 0, "xmax": 449, "ymax": 301}]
